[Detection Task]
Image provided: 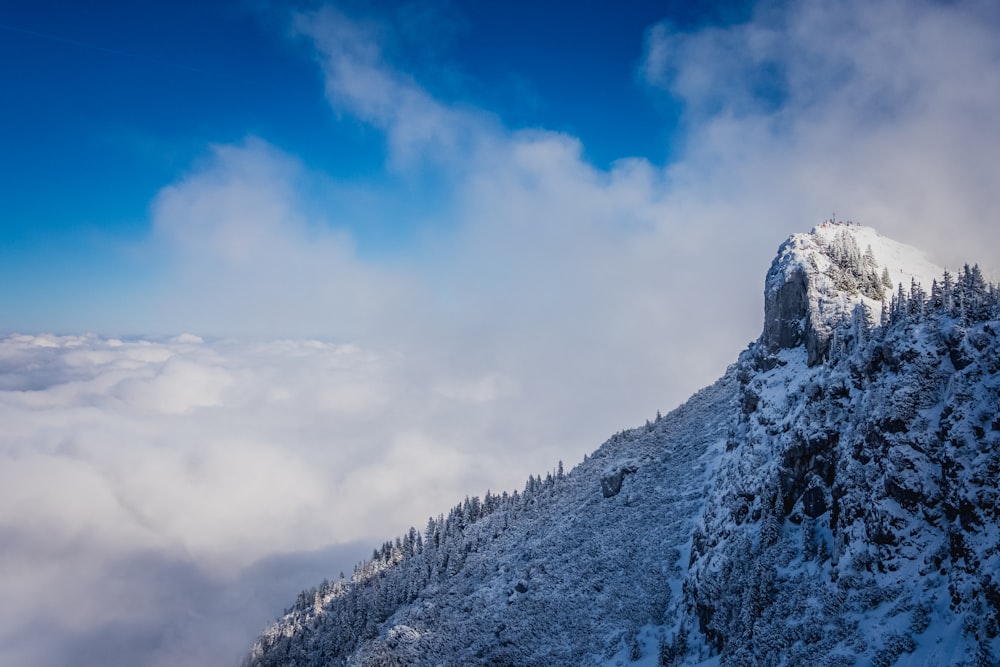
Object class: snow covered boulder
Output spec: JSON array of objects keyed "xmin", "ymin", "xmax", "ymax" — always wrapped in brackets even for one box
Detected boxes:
[{"xmin": 600, "ymin": 463, "xmax": 637, "ymax": 498}]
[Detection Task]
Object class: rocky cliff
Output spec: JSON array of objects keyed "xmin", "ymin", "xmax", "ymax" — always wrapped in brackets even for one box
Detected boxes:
[{"xmin": 762, "ymin": 222, "xmax": 940, "ymax": 365}]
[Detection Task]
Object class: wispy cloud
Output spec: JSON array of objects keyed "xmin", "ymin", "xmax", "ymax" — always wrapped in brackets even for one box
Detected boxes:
[
  {"xmin": 293, "ymin": 5, "xmax": 493, "ymax": 169},
  {"xmin": 641, "ymin": 0, "xmax": 1000, "ymax": 272}
]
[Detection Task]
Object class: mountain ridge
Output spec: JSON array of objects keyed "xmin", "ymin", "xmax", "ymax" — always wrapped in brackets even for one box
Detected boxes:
[{"xmin": 245, "ymin": 222, "xmax": 1000, "ymax": 666}]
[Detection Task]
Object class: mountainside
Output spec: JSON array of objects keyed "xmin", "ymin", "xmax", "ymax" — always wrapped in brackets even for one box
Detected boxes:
[{"xmin": 245, "ymin": 222, "xmax": 1000, "ymax": 667}]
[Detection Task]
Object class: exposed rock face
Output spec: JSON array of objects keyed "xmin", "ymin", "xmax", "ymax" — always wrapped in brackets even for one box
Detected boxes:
[
  {"xmin": 600, "ymin": 464, "xmax": 637, "ymax": 498},
  {"xmin": 762, "ymin": 222, "xmax": 940, "ymax": 365},
  {"xmin": 801, "ymin": 485, "xmax": 826, "ymax": 518},
  {"xmin": 762, "ymin": 263, "xmax": 809, "ymax": 351},
  {"xmin": 762, "ymin": 234, "xmax": 842, "ymax": 365}
]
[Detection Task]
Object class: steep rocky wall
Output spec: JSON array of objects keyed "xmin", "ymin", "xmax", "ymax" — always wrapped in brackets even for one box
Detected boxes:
[{"xmin": 762, "ymin": 263, "xmax": 812, "ymax": 356}]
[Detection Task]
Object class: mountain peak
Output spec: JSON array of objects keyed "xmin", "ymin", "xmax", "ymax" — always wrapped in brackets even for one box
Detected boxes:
[
  {"xmin": 762, "ymin": 221, "xmax": 942, "ymax": 364},
  {"xmin": 245, "ymin": 222, "xmax": 1000, "ymax": 667}
]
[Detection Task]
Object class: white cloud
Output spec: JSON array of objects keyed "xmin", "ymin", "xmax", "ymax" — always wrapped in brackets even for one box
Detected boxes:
[
  {"xmin": 0, "ymin": 334, "xmax": 535, "ymax": 666},
  {"xmin": 148, "ymin": 139, "xmax": 417, "ymax": 339},
  {"xmin": 293, "ymin": 6, "xmax": 495, "ymax": 169},
  {"xmin": 642, "ymin": 0, "xmax": 1000, "ymax": 274}
]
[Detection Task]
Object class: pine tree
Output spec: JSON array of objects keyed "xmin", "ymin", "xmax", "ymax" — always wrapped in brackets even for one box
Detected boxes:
[
  {"xmin": 881, "ymin": 266, "xmax": 893, "ymax": 290},
  {"xmin": 850, "ymin": 303, "xmax": 872, "ymax": 350},
  {"xmin": 908, "ymin": 278, "xmax": 925, "ymax": 318},
  {"xmin": 962, "ymin": 264, "xmax": 988, "ymax": 322},
  {"xmin": 941, "ymin": 269, "xmax": 957, "ymax": 318},
  {"xmin": 930, "ymin": 279, "xmax": 942, "ymax": 311},
  {"xmin": 861, "ymin": 246, "xmax": 883, "ymax": 299}
]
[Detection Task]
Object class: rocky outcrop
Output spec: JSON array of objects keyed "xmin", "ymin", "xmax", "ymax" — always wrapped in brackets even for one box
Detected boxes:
[
  {"xmin": 762, "ymin": 237, "xmax": 836, "ymax": 365},
  {"xmin": 762, "ymin": 263, "xmax": 810, "ymax": 353},
  {"xmin": 761, "ymin": 222, "xmax": 935, "ymax": 365},
  {"xmin": 600, "ymin": 464, "xmax": 637, "ymax": 498}
]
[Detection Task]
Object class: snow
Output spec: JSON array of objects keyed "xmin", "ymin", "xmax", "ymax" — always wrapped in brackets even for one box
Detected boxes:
[
  {"xmin": 776, "ymin": 221, "xmax": 945, "ymax": 330},
  {"xmin": 811, "ymin": 221, "xmax": 943, "ymax": 293},
  {"xmin": 244, "ymin": 224, "xmax": 1000, "ymax": 667}
]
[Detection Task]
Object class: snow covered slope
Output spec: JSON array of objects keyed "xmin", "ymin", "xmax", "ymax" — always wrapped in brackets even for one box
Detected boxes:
[
  {"xmin": 811, "ymin": 221, "xmax": 943, "ymax": 296},
  {"xmin": 246, "ymin": 374, "xmax": 737, "ymax": 666},
  {"xmin": 245, "ymin": 223, "xmax": 1000, "ymax": 667}
]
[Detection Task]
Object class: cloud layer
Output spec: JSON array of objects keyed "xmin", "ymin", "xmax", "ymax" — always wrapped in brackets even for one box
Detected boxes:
[{"xmin": 0, "ymin": 333, "xmax": 549, "ymax": 667}]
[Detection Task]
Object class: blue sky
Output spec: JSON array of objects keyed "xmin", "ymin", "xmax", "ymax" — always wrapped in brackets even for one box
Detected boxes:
[{"xmin": 0, "ymin": 0, "xmax": 760, "ymax": 332}]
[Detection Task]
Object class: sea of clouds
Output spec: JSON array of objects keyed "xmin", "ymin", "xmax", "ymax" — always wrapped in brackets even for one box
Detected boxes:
[{"xmin": 0, "ymin": 330, "xmax": 677, "ymax": 666}]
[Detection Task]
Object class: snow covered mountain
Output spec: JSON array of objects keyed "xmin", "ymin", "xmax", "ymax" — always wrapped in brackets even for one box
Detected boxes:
[{"xmin": 245, "ymin": 222, "xmax": 1000, "ymax": 667}]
